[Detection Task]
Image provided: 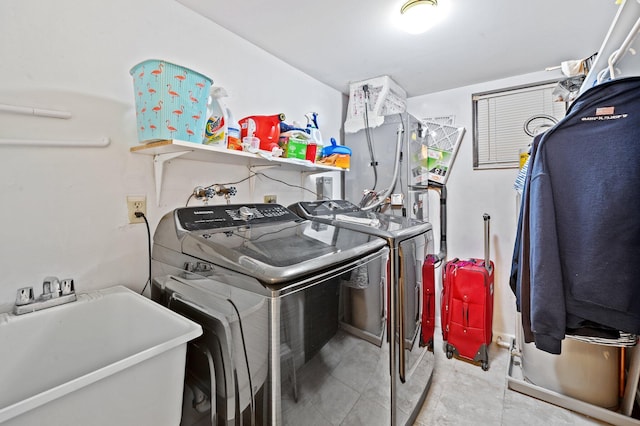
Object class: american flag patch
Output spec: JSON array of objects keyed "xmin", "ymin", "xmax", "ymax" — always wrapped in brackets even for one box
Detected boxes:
[{"xmin": 596, "ymin": 106, "xmax": 615, "ymax": 115}]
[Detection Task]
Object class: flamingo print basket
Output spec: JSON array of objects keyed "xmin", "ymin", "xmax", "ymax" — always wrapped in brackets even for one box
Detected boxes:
[{"xmin": 130, "ymin": 59, "xmax": 212, "ymax": 143}]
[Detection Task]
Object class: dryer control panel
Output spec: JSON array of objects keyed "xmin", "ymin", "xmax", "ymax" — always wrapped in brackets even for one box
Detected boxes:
[
  {"xmin": 177, "ymin": 204, "xmax": 301, "ymax": 231},
  {"xmin": 290, "ymin": 200, "xmax": 360, "ymax": 218}
]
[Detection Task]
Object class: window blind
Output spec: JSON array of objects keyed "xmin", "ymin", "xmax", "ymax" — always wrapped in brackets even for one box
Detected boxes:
[{"xmin": 473, "ymin": 82, "xmax": 566, "ymax": 169}]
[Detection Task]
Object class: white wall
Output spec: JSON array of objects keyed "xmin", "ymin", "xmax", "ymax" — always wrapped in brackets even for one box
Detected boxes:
[
  {"xmin": 0, "ymin": 0, "xmax": 576, "ymax": 342},
  {"xmin": 407, "ymin": 69, "xmax": 564, "ymax": 340},
  {"xmin": 0, "ymin": 0, "xmax": 343, "ymax": 307}
]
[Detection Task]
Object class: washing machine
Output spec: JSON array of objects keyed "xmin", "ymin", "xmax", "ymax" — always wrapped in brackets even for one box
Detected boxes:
[
  {"xmin": 150, "ymin": 203, "xmax": 433, "ymax": 425},
  {"xmin": 289, "ymin": 199, "xmax": 435, "ymax": 425}
]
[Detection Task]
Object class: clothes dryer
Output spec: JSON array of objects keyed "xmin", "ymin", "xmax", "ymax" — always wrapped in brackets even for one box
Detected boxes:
[{"xmin": 289, "ymin": 199, "xmax": 435, "ymax": 425}]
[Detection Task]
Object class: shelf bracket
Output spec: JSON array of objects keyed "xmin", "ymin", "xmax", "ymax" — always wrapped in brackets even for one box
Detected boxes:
[
  {"xmin": 301, "ymin": 170, "xmax": 325, "ymax": 178},
  {"xmin": 248, "ymin": 164, "xmax": 281, "ymax": 172},
  {"xmin": 153, "ymin": 150, "xmax": 191, "ymax": 205}
]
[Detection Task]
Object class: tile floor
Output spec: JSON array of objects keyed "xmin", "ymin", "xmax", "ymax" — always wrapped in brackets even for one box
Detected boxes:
[
  {"xmin": 182, "ymin": 325, "xmax": 633, "ymax": 425},
  {"xmin": 413, "ymin": 333, "xmax": 612, "ymax": 426},
  {"xmin": 282, "ymin": 328, "xmax": 433, "ymax": 426}
]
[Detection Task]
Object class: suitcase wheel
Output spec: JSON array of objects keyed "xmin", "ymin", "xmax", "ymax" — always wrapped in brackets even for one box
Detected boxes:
[
  {"xmin": 446, "ymin": 348, "xmax": 453, "ymax": 359},
  {"xmin": 481, "ymin": 361, "xmax": 489, "ymax": 371}
]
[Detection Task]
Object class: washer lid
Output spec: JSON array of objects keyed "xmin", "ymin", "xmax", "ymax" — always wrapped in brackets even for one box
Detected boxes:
[
  {"xmin": 156, "ymin": 204, "xmax": 386, "ymax": 285},
  {"xmin": 182, "ymin": 221, "xmax": 384, "ymax": 284}
]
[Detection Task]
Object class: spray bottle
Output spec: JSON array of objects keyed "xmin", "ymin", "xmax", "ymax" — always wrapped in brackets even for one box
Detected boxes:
[
  {"xmin": 305, "ymin": 112, "xmax": 323, "ymax": 161},
  {"xmin": 204, "ymin": 87, "xmax": 229, "ymax": 145}
]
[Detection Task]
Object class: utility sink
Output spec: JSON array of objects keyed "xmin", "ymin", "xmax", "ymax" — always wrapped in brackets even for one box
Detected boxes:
[{"xmin": 0, "ymin": 285, "xmax": 202, "ymax": 426}]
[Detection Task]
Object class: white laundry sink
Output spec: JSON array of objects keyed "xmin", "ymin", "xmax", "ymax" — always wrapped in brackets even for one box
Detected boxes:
[{"xmin": 0, "ymin": 285, "xmax": 202, "ymax": 426}]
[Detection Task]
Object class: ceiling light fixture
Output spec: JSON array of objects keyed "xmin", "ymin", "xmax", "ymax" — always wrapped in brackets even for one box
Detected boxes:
[
  {"xmin": 400, "ymin": 0, "xmax": 437, "ymax": 15},
  {"xmin": 395, "ymin": 0, "xmax": 447, "ymax": 35}
]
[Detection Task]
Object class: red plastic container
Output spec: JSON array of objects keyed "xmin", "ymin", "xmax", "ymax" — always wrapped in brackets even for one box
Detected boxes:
[
  {"xmin": 239, "ymin": 114, "xmax": 285, "ymax": 152},
  {"xmin": 305, "ymin": 143, "xmax": 317, "ymax": 162}
]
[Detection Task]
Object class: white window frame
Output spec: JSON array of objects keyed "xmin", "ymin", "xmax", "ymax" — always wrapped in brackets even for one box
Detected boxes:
[{"xmin": 472, "ymin": 80, "xmax": 567, "ymax": 169}]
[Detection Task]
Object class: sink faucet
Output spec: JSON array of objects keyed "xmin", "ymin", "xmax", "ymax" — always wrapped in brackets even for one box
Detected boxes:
[{"xmin": 14, "ymin": 277, "xmax": 77, "ymax": 315}]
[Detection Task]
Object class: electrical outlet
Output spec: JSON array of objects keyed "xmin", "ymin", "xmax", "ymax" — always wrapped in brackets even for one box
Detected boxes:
[
  {"xmin": 127, "ymin": 195, "xmax": 147, "ymax": 224},
  {"xmin": 264, "ymin": 195, "xmax": 277, "ymax": 204}
]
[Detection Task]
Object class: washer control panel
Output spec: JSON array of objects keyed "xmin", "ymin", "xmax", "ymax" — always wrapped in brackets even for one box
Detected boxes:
[{"xmin": 177, "ymin": 203, "xmax": 301, "ymax": 231}]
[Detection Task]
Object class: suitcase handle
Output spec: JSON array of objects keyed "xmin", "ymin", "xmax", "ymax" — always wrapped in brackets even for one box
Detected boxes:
[
  {"xmin": 483, "ymin": 213, "xmax": 491, "ymax": 273},
  {"xmin": 463, "ymin": 300, "xmax": 469, "ymax": 329},
  {"xmin": 425, "ymin": 289, "xmax": 432, "ymax": 320}
]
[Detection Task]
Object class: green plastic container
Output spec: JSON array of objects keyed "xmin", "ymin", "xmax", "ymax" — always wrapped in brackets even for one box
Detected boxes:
[{"xmin": 286, "ymin": 138, "xmax": 307, "ymax": 159}]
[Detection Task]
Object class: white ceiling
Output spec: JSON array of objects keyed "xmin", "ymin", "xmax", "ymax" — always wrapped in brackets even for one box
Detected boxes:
[{"xmin": 176, "ymin": 0, "xmax": 619, "ymax": 97}]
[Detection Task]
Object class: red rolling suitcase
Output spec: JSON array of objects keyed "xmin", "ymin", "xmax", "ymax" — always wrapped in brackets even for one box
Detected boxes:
[
  {"xmin": 441, "ymin": 213, "xmax": 494, "ymax": 370},
  {"xmin": 421, "ymin": 254, "xmax": 437, "ymax": 351}
]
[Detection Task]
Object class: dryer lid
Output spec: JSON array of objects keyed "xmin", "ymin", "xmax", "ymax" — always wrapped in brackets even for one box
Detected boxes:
[{"xmin": 291, "ymin": 200, "xmax": 432, "ymax": 241}]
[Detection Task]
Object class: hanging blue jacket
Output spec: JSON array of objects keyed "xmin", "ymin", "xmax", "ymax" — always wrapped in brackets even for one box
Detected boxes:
[
  {"xmin": 529, "ymin": 76, "xmax": 640, "ymax": 354},
  {"xmin": 510, "ymin": 134, "xmax": 543, "ymax": 345}
]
